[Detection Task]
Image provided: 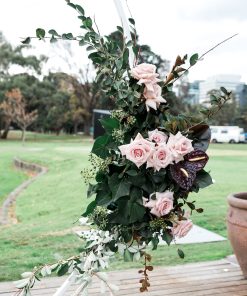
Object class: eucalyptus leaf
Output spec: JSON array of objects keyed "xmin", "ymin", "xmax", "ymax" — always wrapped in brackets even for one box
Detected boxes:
[{"xmin": 36, "ymin": 28, "xmax": 45, "ymax": 39}]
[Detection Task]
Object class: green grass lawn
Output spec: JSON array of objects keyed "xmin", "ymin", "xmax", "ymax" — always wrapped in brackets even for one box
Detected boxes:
[{"xmin": 0, "ymin": 134, "xmax": 246, "ymax": 281}]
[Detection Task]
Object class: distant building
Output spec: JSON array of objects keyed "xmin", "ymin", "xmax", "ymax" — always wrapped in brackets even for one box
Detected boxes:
[
  {"xmin": 199, "ymin": 75, "xmax": 245, "ymax": 105},
  {"xmin": 236, "ymin": 84, "xmax": 247, "ymax": 109},
  {"xmin": 186, "ymin": 80, "xmax": 202, "ymax": 105}
]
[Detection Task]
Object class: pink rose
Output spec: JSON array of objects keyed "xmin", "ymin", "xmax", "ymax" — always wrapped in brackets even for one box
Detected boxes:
[
  {"xmin": 119, "ymin": 133, "xmax": 154, "ymax": 168},
  {"xmin": 143, "ymin": 191, "xmax": 174, "ymax": 217},
  {"xmin": 147, "ymin": 144, "xmax": 173, "ymax": 171},
  {"xmin": 167, "ymin": 131, "xmax": 194, "ymax": 163},
  {"xmin": 130, "ymin": 63, "xmax": 160, "ymax": 88},
  {"xmin": 173, "ymin": 218, "xmax": 193, "ymax": 238},
  {"xmin": 143, "ymin": 84, "xmax": 166, "ymax": 111},
  {"xmin": 148, "ymin": 129, "xmax": 168, "ymax": 143}
]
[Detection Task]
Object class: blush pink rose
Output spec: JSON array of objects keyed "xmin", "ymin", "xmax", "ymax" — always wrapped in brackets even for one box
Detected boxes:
[
  {"xmin": 167, "ymin": 131, "xmax": 194, "ymax": 163},
  {"xmin": 130, "ymin": 63, "xmax": 160, "ymax": 88},
  {"xmin": 148, "ymin": 129, "xmax": 168, "ymax": 143},
  {"xmin": 143, "ymin": 191, "xmax": 174, "ymax": 217},
  {"xmin": 118, "ymin": 133, "xmax": 154, "ymax": 168},
  {"xmin": 143, "ymin": 84, "xmax": 166, "ymax": 111},
  {"xmin": 173, "ymin": 218, "xmax": 193, "ymax": 238},
  {"xmin": 147, "ymin": 144, "xmax": 173, "ymax": 171}
]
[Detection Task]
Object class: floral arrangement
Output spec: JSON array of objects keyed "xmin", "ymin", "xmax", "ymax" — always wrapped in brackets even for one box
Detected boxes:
[{"xmin": 16, "ymin": 1, "xmax": 234, "ymax": 295}]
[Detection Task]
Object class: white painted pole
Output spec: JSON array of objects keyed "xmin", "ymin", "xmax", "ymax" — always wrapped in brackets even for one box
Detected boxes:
[
  {"xmin": 113, "ymin": 0, "xmax": 135, "ymax": 67},
  {"xmin": 53, "ymin": 271, "xmax": 76, "ymax": 296}
]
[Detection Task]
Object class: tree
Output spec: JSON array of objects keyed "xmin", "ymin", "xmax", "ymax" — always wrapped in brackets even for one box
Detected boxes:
[
  {"xmin": 1, "ymin": 89, "xmax": 38, "ymax": 142},
  {"xmin": 0, "ymin": 32, "xmax": 46, "ymax": 138},
  {"xmin": 0, "ymin": 90, "xmax": 17, "ymax": 139},
  {"xmin": 65, "ymin": 69, "xmax": 100, "ymax": 135},
  {"xmin": 0, "ymin": 32, "xmax": 45, "ymax": 76}
]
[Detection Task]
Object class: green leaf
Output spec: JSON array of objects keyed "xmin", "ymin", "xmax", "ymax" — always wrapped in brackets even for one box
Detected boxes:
[
  {"xmin": 21, "ymin": 37, "xmax": 31, "ymax": 44},
  {"xmin": 84, "ymin": 17, "xmax": 93, "ymax": 28},
  {"xmin": 187, "ymin": 202, "xmax": 195, "ymax": 210},
  {"xmin": 88, "ymin": 52, "xmax": 103, "ymax": 64},
  {"xmin": 123, "ymin": 48, "xmax": 129, "ymax": 66},
  {"xmin": 129, "ymin": 174, "xmax": 146, "ymax": 187},
  {"xmin": 67, "ymin": 2, "xmax": 76, "ymax": 9},
  {"xmin": 87, "ymin": 183, "xmax": 98, "ymax": 198},
  {"xmin": 76, "ymin": 4, "xmax": 84, "ymax": 15},
  {"xmin": 126, "ymin": 40, "xmax": 133, "ymax": 47},
  {"xmin": 129, "ymin": 186, "xmax": 142, "ymax": 202},
  {"xmin": 117, "ymin": 26, "xmax": 123, "ymax": 33},
  {"xmin": 128, "ymin": 18, "xmax": 135, "ymax": 25},
  {"xmin": 99, "ymin": 117, "xmax": 119, "ymax": 134},
  {"xmin": 57, "ymin": 264, "xmax": 69, "ymax": 276},
  {"xmin": 79, "ymin": 39, "xmax": 86, "ymax": 46},
  {"xmin": 152, "ymin": 236, "xmax": 159, "ymax": 250},
  {"xmin": 177, "ymin": 248, "xmax": 185, "ymax": 259},
  {"xmin": 91, "ymin": 134, "xmax": 111, "ymax": 158},
  {"xmin": 195, "ymin": 170, "xmax": 213, "ymax": 189},
  {"xmin": 189, "ymin": 53, "xmax": 199, "ymax": 66},
  {"xmin": 96, "ymin": 185, "xmax": 112, "ymax": 206},
  {"xmin": 124, "ymin": 249, "xmax": 133, "ymax": 262},
  {"xmin": 220, "ymin": 86, "xmax": 228, "ymax": 95},
  {"xmin": 162, "ymin": 231, "xmax": 173, "ymax": 246},
  {"xmin": 86, "ymin": 45, "xmax": 94, "ymax": 51},
  {"xmin": 128, "ymin": 201, "xmax": 146, "ymax": 223},
  {"xmin": 115, "ymin": 58, "xmax": 123, "ymax": 70},
  {"xmin": 126, "ymin": 170, "xmax": 138, "ymax": 176},
  {"xmin": 108, "ymin": 174, "xmax": 131, "ymax": 201},
  {"xmin": 82, "ymin": 200, "xmax": 97, "ymax": 217},
  {"xmin": 36, "ymin": 28, "xmax": 46, "ymax": 39},
  {"xmin": 50, "ymin": 37, "xmax": 57, "ymax": 43},
  {"xmin": 62, "ymin": 33, "xmax": 74, "ymax": 40},
  {"xmin": 48, "ymin": 29, "xmax": 60, "ymax": 37},
  {"xmin": 196, "ymin": 208, "xmax": 204, "ymax": 213}
]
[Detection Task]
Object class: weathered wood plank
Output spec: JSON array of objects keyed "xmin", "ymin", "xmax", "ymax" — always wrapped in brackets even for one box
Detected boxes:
[{"xmin": 0, "ymin": 260, "xmax": 247, "ymax": 296}]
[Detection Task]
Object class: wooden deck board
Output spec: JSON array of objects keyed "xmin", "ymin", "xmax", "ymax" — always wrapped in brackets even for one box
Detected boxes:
[{"xmin": 1, "ymin": 259, "xmax": 247, "ymax": 296}]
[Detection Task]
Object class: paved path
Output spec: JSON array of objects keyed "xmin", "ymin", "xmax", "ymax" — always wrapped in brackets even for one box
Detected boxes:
[
  {"xmin": 1, "ymin": 258, "xmax": 247, "ymax": 296},
  {"xmin": 174, "ymin": 224, "xmax": 226, "ymax": 244}
]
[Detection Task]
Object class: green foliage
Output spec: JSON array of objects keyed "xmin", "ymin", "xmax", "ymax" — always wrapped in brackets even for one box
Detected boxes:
[
  {"xmin": 189, "ymin": 53, "xmax": 199, "ymax": 66},
  {"xmin": 91, "ymin": 134, "xmax": 112, "ymax": 158},
  {"xmin": 99, "ymin": 117, "xmax": 119, "ymax": 134},
  {"xmin": 195, "ymin": 170, "xmax": 213, "ymax": 189},
  {"xmin": 177, "ymin": 248, "xmax": 185, "ymax": 259},
  {"xmin": 36, "ymin": 28, "xmax": 46, "ymax": 39}
]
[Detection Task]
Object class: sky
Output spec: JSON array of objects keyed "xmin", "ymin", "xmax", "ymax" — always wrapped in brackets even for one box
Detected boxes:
[{"xmin": 0, "ymin": 0, "xmax": 247, "ymax": 83}]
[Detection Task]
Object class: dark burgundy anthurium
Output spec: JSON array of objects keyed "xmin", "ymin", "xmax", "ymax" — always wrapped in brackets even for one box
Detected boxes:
[{"xmin": 170, "ymin": 149, "xmax": 209, "ymax": 191}]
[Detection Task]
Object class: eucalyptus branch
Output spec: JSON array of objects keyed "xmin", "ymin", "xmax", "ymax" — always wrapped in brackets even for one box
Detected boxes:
[
  {"xmin": 14, "ymin": 255, "xmax": 80, "ymax": 295},
  {"xmin": 185, "ymin": 89, "xmax": 232, "ymax": 133}
]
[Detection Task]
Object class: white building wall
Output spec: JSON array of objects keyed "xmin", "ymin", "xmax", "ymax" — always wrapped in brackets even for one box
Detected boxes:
[{"xmin": 199, "ymin": 75, "xmax": 243, "ymax": 104}]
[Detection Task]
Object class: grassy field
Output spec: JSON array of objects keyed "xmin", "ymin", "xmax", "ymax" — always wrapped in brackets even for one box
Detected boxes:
[{"xmin": 0, "ymin": 132, "xmax": 246, "ymax": 281}]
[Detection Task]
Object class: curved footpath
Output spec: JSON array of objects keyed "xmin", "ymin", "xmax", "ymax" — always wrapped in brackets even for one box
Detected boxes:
[{"xmin": 0, "ymin": 158, "xmax": 48, "ymax": 225}]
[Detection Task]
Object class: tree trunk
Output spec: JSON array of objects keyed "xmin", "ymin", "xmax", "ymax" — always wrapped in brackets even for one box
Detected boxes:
[
  {"xmin": 21, "ymin": 128, "xmax": 26, "ymax": 144},
  {"xmin": 83, "ymin": 120, "xmax": 91, "ymax": 136},
  {"xmin": 1, "ymin": 120, "xmax": 11, "ymax": 139},
  {"xmin": 74, "ymin": 122, "xmax": 78, "ymax": 134}
]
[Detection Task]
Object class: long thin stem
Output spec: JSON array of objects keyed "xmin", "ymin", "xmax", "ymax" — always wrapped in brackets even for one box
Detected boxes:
[{"xmin": 165, "ymin": 33, "xmax": 238, "ymax": 86}]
